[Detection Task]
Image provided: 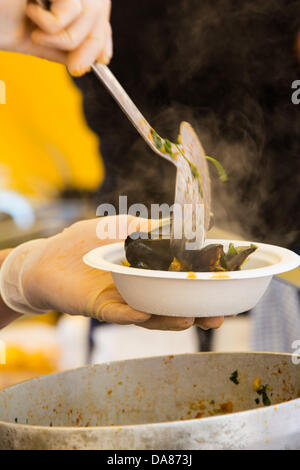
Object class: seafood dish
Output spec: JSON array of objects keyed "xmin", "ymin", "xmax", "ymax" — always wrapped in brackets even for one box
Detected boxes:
[{"xmin": 124, "ymin": 231, "xmax": 257, "ymax": 273}]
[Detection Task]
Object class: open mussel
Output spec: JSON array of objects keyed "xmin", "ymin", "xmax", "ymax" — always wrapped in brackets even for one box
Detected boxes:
[
  {"xmin": 178, "ymin": 244, "xmax": 225, "ymax": 272},
  {"xmin": 125, "ymin": 233, "xmax": 173, "ymax": 271},
  {"xmin": 222, "ymin": 244, "xmax": 257, "ymax": 271}
]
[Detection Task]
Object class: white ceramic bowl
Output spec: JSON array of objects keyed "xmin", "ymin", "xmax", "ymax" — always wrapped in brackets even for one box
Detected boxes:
[{"xmin": 83, "ymin": 239, "xmax": 300, "ymax": 317}]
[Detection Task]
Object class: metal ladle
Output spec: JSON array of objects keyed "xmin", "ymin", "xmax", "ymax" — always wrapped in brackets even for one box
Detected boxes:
[{"xmin": 35, "ymin": 0, "xmax": 211, "ymax": 255}]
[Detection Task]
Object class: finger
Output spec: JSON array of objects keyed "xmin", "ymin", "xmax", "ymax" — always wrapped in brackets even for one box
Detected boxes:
[
  {"xmin": 66, "ymin": 0, "xmax": 111, "ymax": 75},
  {"xmin": 67, "ymin": 19, "xmax": 110, "ymax": 75},
  {"xmin": 97, "ymin": 22, "xmax": 113, "ymax": 64},
  {"xmin": 26, "ymin": 0, "xmax": 83, "ymax": 35},
  {"xmin": 138, "ymin": 315, "xmax": 195, "ymax": 331},
  {"xmin": 99, "ymin": 303, "xmax": 151, "ymax": 325},
  {"xmin": 195, "ymin": 316, "xmax": 224, "ymax": 330},
  {"xmin": 31, "ymin": 10, "xmax": 96, "ymax": 51},
  {"xmin": 93, "ymin": 285, "xmax": 151, "ymax": 324}
]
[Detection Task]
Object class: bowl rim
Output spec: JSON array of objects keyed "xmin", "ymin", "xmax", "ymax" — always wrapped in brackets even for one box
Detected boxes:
[{"xmin": 83, "ymin": 239, "xmax": 300, "ymax": 281}]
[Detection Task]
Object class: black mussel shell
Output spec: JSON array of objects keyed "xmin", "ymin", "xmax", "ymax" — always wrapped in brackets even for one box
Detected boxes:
[
  {"xmin": 125, "ymin": 232, "xmax": 149, "ymax": 248},
  {"xmin": 177, "ymin": 244, "xmax": 225, "ymax": 272},
  {"xmin": 125, "ymin": 233, "xmax": 257, "ymax": 272},
  {"xmin": 125, "ymin": 237, "xmax": 173, "ymax": 271},
  {"xmin": 225, "ymin": 246, "xmax": 257, "ymax": 271}
]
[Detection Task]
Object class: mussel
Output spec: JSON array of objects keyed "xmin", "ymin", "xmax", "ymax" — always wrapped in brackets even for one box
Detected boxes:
[
  {"xmin": 125, "ymin": 234, "xmax": 173, "ymax": 271},
  {"xmin": 124, "ymin": 233, "xmax": 257, "ymax": 272},
  {"xmin": 223, "ymin": 244, "xmax": 257, "ymax": 271},
  {"xmin": 178, "ymin": 244, "xmax": 225, "ymax": 272}
]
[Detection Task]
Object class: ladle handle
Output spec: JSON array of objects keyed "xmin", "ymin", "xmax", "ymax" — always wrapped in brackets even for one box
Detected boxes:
[{"xmin": 33, "ymin": 0, "xmax": 169, "ymax": 160}]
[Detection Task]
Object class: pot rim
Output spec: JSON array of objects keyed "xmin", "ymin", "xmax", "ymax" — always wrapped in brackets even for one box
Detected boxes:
[{"xmin": 0, "ymin": 351, "xmax": 299, "ymax": 432}]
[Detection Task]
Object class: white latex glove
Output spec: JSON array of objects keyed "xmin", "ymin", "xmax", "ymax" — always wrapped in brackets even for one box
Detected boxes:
[
  {"xmin": 0, "ymin": 0, "xmax": 112, "ymax": 76},
  {"xmin": 0, "ymin": 216, "xmax": 224, "ymax": 331}
]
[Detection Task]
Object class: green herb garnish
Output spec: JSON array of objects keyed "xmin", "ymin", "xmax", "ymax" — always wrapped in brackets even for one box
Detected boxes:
[
  {"xmin": 205, "ymin": 156, "xmax": 227, "ymax": 182},
  {"xmin": 230, "ymin": 370, "xmax": 239, "ymax": 385},
  {"xmin": 257, "ymin": 385, "xmax": 271, "ymax": 406},
  {"xmin": 255, "ymin": 398, "xmax": 260, "ymax": 405},
  {"xmin": 227, "ymin": 243, "xmax": 238, "ymax": 256},
  {"xmin": 150, "ymin": 129, "xmax": 163, "ymax": 149},
  {"xmin": 15, "ymin": 418, "xmax": 18, "ymax": 423},
  {"xmin": 221, "ymin": 243, "xmax": 258, "ymax": 271},
  {"xmin": 164, "ymin": 139, "xmax": 173, "ymax": 156},
  {"xmin": 149, "ymin": 128, "xmax": 226, "ymax": 200}
]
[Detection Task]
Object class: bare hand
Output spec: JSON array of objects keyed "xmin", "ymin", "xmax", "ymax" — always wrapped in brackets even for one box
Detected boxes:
[{"xmin": 0, "ymin": 0, "xmax": 112, "ymax": 75}]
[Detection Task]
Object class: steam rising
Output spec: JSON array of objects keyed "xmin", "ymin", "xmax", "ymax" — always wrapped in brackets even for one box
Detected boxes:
[
  {"xmin": 76, "ymin": 0, "xmax": 300, "ymax": 248},
  {"xmin": 166, "ymin": 0, "xmax": 300, "ymax": 247}
]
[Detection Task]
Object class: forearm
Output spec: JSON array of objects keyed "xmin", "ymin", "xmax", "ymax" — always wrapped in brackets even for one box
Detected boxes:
[{"xmin": 0, "ymin": 249, "xmax": 22, "ymax": 329}]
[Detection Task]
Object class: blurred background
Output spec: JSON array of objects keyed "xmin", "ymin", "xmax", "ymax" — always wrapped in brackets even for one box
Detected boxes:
[
  {"xmin": 0, "ymin": 46, "xmax": 299, "ymax": 390},
  {"xmin": 0, "ymin": 51, "xmax": 101, "ymax": 388}
]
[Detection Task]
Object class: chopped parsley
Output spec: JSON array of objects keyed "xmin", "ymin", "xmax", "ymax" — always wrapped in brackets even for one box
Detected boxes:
[
  {"xmin": 150, "ymin": 129, "xmax": 163, "ymax": 149},
  {"xmin": 255, "ymin": 398, "xmax": 260, "ymax": 405},
  {"xmin": 227, "ymin": 243, "xmax": 238, "ymax": 257},
  {"xmin": 205, "ymin": 156, "xmax": 227, "ymax": 182},
  {"xmin": 256, "ymin": 384, "xmax": 271, "ymax": 406},
  {"xmin": 164, "ymin": 139, "xmax": 173, "ymax": 155},
  {"xmin": 230, "ymin": 370, "xmax": 239, "ymax": 385},
  {"xmin": 149, "ymin": 128, "xmax": 227, "ymax": 200}
]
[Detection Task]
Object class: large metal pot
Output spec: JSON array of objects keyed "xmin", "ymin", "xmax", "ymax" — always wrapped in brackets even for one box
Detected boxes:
[{"xmin": 0, "ymin": 352, "xmax": 300, "ymax": 450}]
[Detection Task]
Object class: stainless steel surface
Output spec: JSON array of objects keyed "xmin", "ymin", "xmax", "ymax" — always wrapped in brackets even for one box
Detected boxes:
[
  {"xmin": 92, "ymin": 64, "xmax": 174, "ymax": 161},
  {"xmin": 0, "ymin": 352, "xmax": 300, "ymax": 450}
]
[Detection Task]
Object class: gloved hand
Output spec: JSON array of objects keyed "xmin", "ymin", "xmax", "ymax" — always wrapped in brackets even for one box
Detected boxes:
[
  {"xmin": 0, "ymin": 0, "xmax": 112, "ymax": 75},
  {"xmin": 0, "ymin": 249, "xmax": 22, "ymax": 329},
  {"xmin": 0, "ymin": 215, "xmax": 224, "ymax": 331}
]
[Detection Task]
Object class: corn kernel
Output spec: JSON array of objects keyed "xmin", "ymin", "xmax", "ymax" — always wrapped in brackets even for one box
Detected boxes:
[{"xmin": 253, "ymin": 377, "xmax": 261, "ymax": 392}]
